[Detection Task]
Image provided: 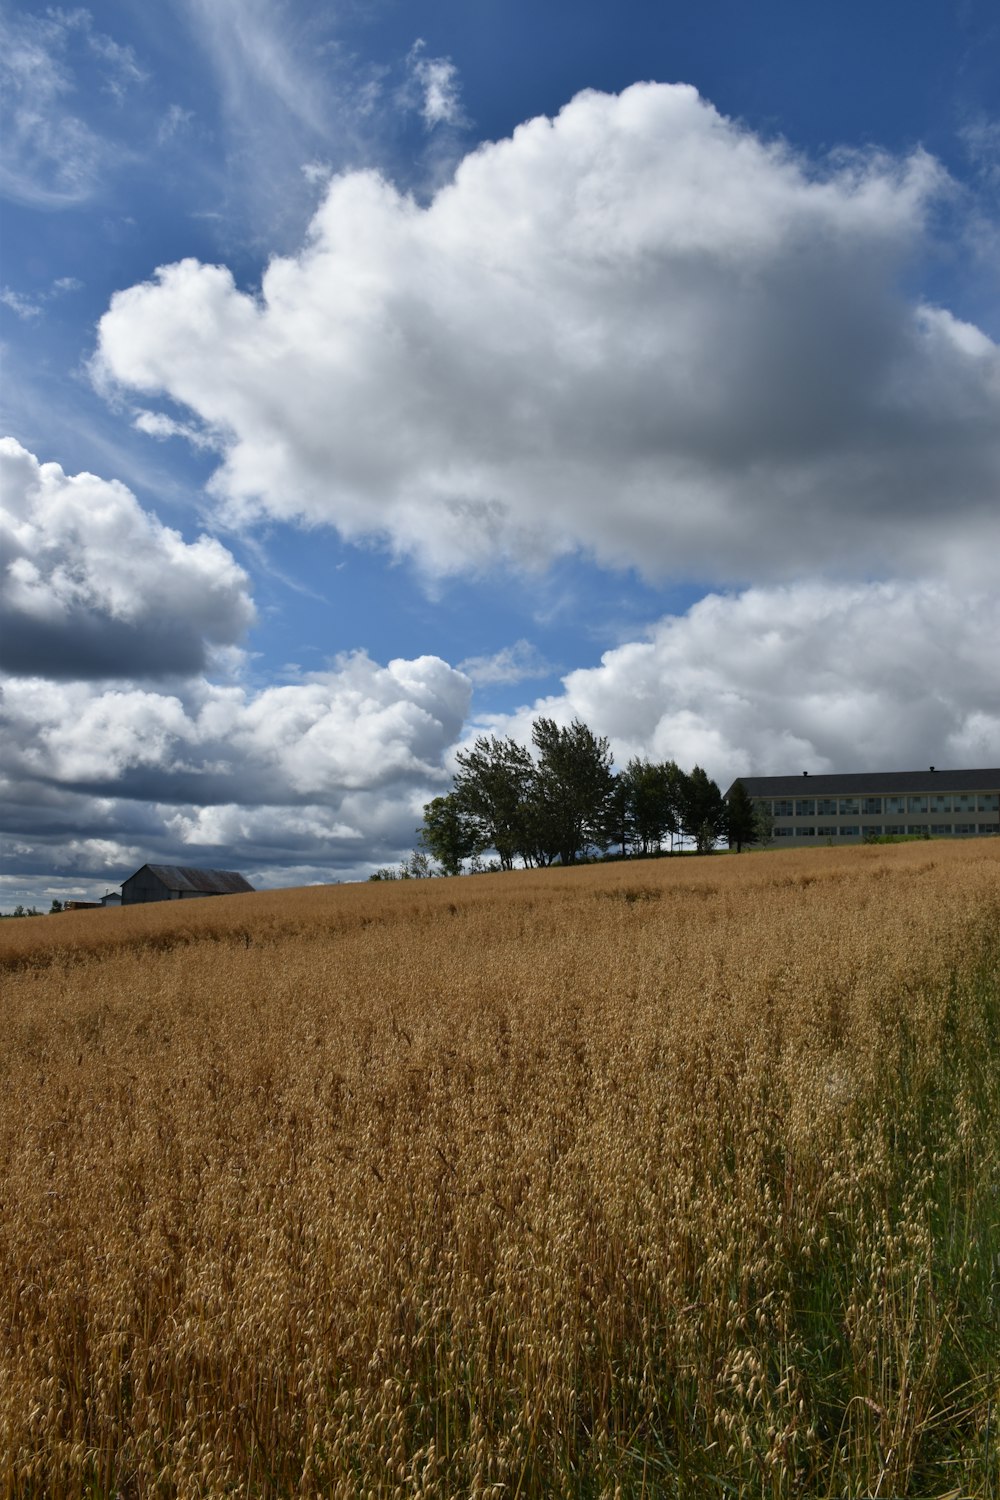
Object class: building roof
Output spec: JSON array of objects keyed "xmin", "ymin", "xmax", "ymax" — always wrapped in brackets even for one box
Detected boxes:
[
  {"xmin": 126, "ymin": 864, "xmax": 255, "ymax": 894},
  {"xmin": 725, "ymin": 768, "xmax": 1000, "ymax": 799}
]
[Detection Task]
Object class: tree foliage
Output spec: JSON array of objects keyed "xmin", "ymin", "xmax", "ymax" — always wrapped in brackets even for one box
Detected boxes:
[
  {"xmin": 530, "ymin": 718, "xmax": 614, "ymax": 866},
  {"xmin": 421, "ymin": 718, "xmax": 733, "ymax": 871},
  {"xmin": 418, "ymin": 793, "xmax": 485, "ymax": 877},
  {"xmin": 452, "ymin": 735, "xmax": 536, "ymax": 872},
  {"xmin": 725, "ymin": 778, "xmax": 759, "ymax": 853},
  {"xmin": 680, "ymin": 765, "xmax": 728, "ymax": 853}
]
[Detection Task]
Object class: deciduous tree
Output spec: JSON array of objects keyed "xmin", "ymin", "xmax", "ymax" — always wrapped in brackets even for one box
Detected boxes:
[
  {"xmin": 418, "ymin": 793, "xmax": 484, "ymax": 876},
  {"xmin": 453, "ymin": 735, "xmax": 535, "ymax": 871},
  {"xmin": 531, "ymin": 717, "xmax": 614, "ymax": 865}
]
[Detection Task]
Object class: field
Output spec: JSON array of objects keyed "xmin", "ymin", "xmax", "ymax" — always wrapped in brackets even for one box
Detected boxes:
[{"xmin": 1, "ymin": 842, "xmax": 998, "ymax": 1499}]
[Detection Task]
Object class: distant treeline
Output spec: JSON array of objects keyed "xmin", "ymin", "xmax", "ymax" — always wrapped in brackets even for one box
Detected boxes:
[
  {"xmin": 1, "ymin": 900, "xmax": 65, "ymax": 919},
  {"xmin": 401, "ymin": 717, "xmax": 762, "ymax": 878}
]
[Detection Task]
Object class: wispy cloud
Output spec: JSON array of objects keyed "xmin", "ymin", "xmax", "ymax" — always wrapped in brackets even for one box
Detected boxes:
[
  {"xmin": 459, "ymin": 640, "xmax": 553, "ymax": 686},
  {"xmin": 0, "ymin": 275, "xmax": 83, "ymax": 320},
  {"xmin": 406, "ymin": 40, "xmax": 464, "ymax": 128},
  {"xmin": 132, "ymin": 408, "xmax": 220, "ymax": 450},
  {"xmin": 0, "ymin": 7, "xmax": 143, "ymax": 208},
  {"xmin": 174, "ymin": 0, "xmax": 376, "ymax": 243},
  {"xmin": 156, "ymin": 103, "xmax": 194, "ymax": 146},
  {"xmin": 0, "ymin": 287, "xmax": 43, "ymax": 320}
]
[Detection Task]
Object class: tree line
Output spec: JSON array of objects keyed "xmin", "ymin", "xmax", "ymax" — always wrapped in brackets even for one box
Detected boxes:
[{"xmin": 410, "ymin": 717, "xmax": 761, "ymax": 877}]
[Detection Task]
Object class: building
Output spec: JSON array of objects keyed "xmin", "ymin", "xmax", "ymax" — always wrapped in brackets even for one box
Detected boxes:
[
  {"xmin": 725, "ymin": 768, "xmax": 1000, "ymax": 847},
  {"xmin": 121, "ymin": 864, "xmax": 255, "ymax": 904}
]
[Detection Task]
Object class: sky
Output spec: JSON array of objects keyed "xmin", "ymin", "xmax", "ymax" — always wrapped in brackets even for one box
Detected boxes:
[{"xmin": 1, "ymin": 0, "xmax": 999, "ymax": 906}]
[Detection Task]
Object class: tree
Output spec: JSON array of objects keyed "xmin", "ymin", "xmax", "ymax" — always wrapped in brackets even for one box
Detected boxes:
[
  {"xmin": 620, "ymin": 757, "xmax": 681, "ymax": 856},
  {"xmin": 49, "ymin": 898, "xmax": 64, "ymax": 913},
  {"xmin": 753, "ymin": 801, "xmax": 774, "ymax": 848},
  {"xmin": 604, "ymin": 773, "xmax": 632, "ymax": 857},
  {"xmin": 531, "ymin": 717, "xmax": 614, "ymax": 865},
  {"xmin": 726, "ymin": 779, "xmax": 759, "ymax": 853},
  {"xmin": 403, "ymin": 849, "xmax": 435, "ymax": 879},
  {"xmin": 680, "ymin": 765, "xmax": 727, "ymax": 853},
  {"xmin": 453, "ymin": 735, "xmax": 536, "ymax": 871},
  {"xmin": 418, "ymin": 793, "xmax": 484, "ymax": 876}
]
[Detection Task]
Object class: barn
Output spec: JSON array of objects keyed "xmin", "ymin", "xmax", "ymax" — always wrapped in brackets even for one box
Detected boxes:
[{"xmin": 121, "ymin": 864, "xmax": 255, "ymax": 905}]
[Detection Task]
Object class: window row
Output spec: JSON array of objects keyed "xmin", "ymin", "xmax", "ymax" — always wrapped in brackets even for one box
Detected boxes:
[
  {"xmin": 764, "ymin": 793, "xmax": 998, "ymax": 817},
  {"xmin": 771, "ymin": 824, "xmax": 995, "ymax": 839}
]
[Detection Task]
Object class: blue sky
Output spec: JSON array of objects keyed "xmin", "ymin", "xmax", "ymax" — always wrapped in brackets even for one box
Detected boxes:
[{"xmin": 1, "ymin": 0, "xmax": 998, "ymax": 905}]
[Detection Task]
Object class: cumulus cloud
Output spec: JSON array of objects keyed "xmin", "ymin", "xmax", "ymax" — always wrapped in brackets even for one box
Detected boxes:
[
  {"xmin": 95, "ymin": 83, "xmax": 1000, "ymax": 583},
  {"xmin": 1, "ymin": 650, "xmax": 468, "ymax": 795},
  {"xmin": 471, "ymin": 580, "xmax": 1000, "ymax": 785},
  {"xmin": 3, "ymin": 577, "xmax": 996, "ymax": 904},
  {"xmin": 0, "ymin": 649, "xmax": 471, "ymax": 886},
  {"xmin": 0, "ymin": 439, "xmax": 254, "ymax": 679}
]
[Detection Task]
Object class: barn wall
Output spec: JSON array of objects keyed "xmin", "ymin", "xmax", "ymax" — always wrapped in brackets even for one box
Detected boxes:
[{"xmin": 121, "ymin": 870, "xmax": 173, "ymax": 905}]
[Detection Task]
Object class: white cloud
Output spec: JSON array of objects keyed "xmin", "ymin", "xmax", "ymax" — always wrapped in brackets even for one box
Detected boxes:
[
  {"xmin": 470, "ymin": 580, "xmax": 1000, "ymax": 785},
  {"xmin": 95, "ymin": 83, "xmax": 1000, "ymax": 584},
  {"xmin": 0, "ymin": 287, "xmax": 42, "ymax": 320},
  {"xmin": 1, "ymin": 275, "xmax": 84, "ymax": 321},
  {"xmin": 0, "ymin": 438, "xmax": 254, "ymax": 679},
  {"xmin": 459, "ymin": 639, "xmax": 552, "ymax": 686},
  {"xmin": 174, "ymin": 0, "xmax": 382, "ymax": 243},
  {"xmin": 156, "ymin": 103, "xmax": 194, "ymax": 146},
  {"xmin": 0, "ymin": 650, "xmax": 472, "ymax": 894},
  {"xmin": 0, "ymin": 8, "xmax": 137, "ymax": 207},
  {"xmin": 406, "ymin": 40, "xmax": 463, "ymax": 128},
  {"xmin": 1, "ymin": 651, "xmax": 469, "ymax": 799},
  {"xmin": 3, "ymin": 577, "xmax": 996, "ymax": 902},
  {"xmin": 131, "ymin": 408, "xmax": 218, "ymax": 449}
]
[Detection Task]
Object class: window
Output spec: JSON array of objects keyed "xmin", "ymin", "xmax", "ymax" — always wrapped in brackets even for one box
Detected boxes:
[
  {"xmin": 839, "ymin": 798, "xmax": 859, "ymax": 815},
  {"xmin": 795, "ymin": 799, "xmax": 815, "ymax": 816},
  {"xmin": 774, "ymin": 800, "xmax": 794, "ymax": 817},
  {"xmin": 840, "ymin": 826, "xmax": 859, "ymax": 837},
  {"xmin": 885, "ymin": 825, "xmax": 906, "ymax": 835},
  {"xmin": 817, "ymin": 798, "xmax": 837, "ymax": 816},
  {"xmin": 885, "ymin": 796, "xmax": 906, "ymax": 815},
  {"xmin": 954, "ymin": 823, "xmax": 976, "ymax": 836},
  {"xmin": 908, "ymin": 825, "xmax": 929, "ymax": 836},
  {"xmin": 774, "ymin": 826, "xmax": 794, "ymax": 838},
  {"xmin": 754, "ymin": 800, "xmax": 773, "ymax": 816},
  {"xmin": 953, "ymin": 794, "xmax": 976, "ymax": 814},
  {"xmin": 797, "ymin": 827, "xmax": 815, "ymax": 837},
  {"xmin": 978, "ymin": 793, "xmax": 999, "ymax": 812},
  {"xmin": 930, "ymin": 823, "xmax": 952, "ymax": 834},
  {"xmin": 908, "ymin": 796, "xmax": 928, "ymax": 813},
  {"xmin": 817, "ymin": 825, "xmax": 838, "ymax": 837},
  {"xmin": 862, "ymin": 797, "xmax": 882, "ymax": 814},
  {"xmin": 981, "ymin": 824, "xmax": 998, "ymax": 836},
  {"xmin": 930, "ymin": 794, "xmax": 951, "ymax": 813}
]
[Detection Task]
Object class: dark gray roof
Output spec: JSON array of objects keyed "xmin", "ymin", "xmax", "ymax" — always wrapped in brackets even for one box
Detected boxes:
[
  {"xmin": 725, "ymin": 768, "xmax": 1000, "ymax": 799},
  {"xmin": 127, "ymin": 864, "xmax": 255, "ymax": 894}
]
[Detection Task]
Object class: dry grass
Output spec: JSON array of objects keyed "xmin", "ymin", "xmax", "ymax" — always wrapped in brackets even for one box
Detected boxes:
[{"xmin": 1, "ymin": 841, "xmax": 998, "ymax": 1498}]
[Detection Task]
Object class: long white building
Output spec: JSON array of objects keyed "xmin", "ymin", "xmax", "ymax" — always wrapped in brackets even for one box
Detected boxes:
[{"xmin": 725, "ymin": 768, "xmax": 1000, "ymax": 846}]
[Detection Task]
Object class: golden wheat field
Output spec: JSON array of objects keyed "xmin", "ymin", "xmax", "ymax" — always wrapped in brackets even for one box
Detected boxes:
[{"xmin": 1, "ymin": 841, "xmax": 998, "ymax": 1499}]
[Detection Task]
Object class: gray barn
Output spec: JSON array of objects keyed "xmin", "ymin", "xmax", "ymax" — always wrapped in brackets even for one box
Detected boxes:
[{"xmin": 121, "ymin": 864, "xmax": 255, "ymax": 905}]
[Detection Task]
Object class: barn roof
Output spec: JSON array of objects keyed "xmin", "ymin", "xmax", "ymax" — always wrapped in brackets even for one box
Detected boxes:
[
  {"xmin": 129, "ymin": 864, "xmax": 255, "ymax": 894},
  {"xmin": 725, "ymin": 768, "xmax": 1000, "ymax": 799}
]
